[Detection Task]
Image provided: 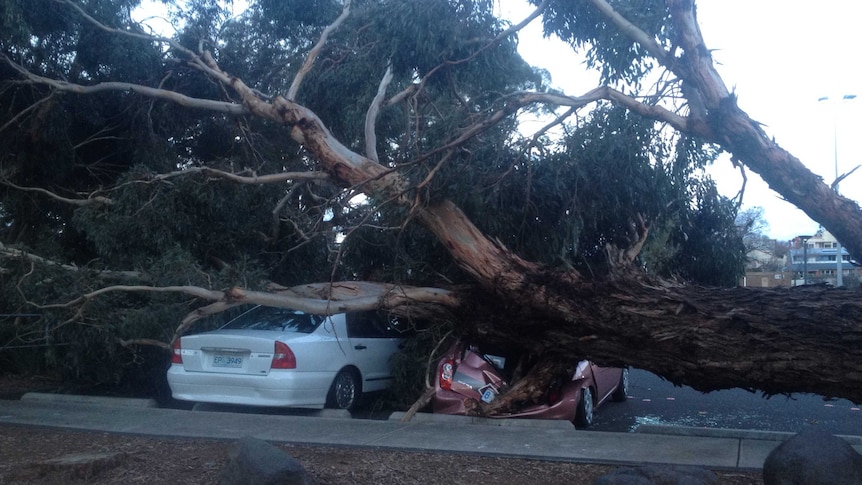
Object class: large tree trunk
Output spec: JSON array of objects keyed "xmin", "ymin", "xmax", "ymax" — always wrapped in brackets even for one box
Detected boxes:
[
  {"xmin": 459, "ymin": 276, "xmax": 862, "ymax": 403},
  {"xmin": 705, "ymin": 97, "xmax": 862, "ymax": 259},
  {"xmin": 666, "ymin": 0, "xmax": 862, "ymax": 260}
]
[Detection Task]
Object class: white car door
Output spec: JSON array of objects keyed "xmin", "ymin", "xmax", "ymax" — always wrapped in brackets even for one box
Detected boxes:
[{"xmin": 345, "ymin": 311, "xmax": 403, "ymax": 392}]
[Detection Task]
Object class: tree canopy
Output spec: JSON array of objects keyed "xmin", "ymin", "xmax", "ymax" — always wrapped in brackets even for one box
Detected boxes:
[{"xmin": 2, "ymin": 0, "xmax": 862, "ymax": 406}]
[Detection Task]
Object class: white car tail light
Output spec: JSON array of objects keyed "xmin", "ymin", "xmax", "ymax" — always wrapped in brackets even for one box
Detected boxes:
[
  {"xmin": 170, "ymin": 339, "xmax": 183, "ymax": 364},
  {"xmin": 271, "ymin": 341, "xmax": 296, "ymax": 369}
]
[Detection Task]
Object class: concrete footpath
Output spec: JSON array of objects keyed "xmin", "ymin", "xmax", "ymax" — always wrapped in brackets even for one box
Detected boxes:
[{"xmin": 2, "ymin": 393, "xmax": 861, "ymax": 471}]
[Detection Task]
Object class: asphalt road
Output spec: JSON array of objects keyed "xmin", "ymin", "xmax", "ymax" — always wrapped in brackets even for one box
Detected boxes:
[{"xmin": 589, "ymin": 369, "xmax": 862, "ymax": 435}]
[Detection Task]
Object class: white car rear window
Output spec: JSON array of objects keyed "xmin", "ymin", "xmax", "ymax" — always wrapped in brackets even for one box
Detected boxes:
[{"xmin": 219, "ymin": 305, "xmax": 323, "ymax": 333}]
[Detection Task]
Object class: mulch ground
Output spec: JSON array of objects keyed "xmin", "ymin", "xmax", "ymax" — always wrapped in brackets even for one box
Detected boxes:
[{"xmin": 0, "ymin": 374, "xmax": 763, "ymax": 484}]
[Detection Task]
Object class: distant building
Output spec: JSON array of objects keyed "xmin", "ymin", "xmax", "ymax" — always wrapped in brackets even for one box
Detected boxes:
[
  {"xmin": 788, "ymin": 229, "xmax": 861, "ymax": 287},
  {"xmin": 739, "ymin": 238, "xmax": 791, "ymax": 288},
  {"xmin": 741, "ymin": 271, "xmax": 792, "ymax": 288}
]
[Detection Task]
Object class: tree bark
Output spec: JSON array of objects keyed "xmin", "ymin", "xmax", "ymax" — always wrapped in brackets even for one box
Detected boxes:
[{"xmin": 462, "ymin": 276, "xmax": 862, "ymax": 403}]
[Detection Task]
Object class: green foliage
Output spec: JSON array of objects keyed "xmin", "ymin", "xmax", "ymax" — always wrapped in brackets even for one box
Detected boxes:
[
  {"xmin": 667, "ymin": 179, "xmax": 746, "ymax": 286},
  {"xmin": 260, "ymin": 0, "xmax": 340, "ymax": 24},
  {"xmin": 535, "ymin": 0, "xmax": 671, "ymax": 86},
  {"xmin": 289, "ymin": 0, "xmax": 541, "ymax": 150},
  {"xmin": 379, "ymin": 318, "xmax": 455, "ymax": 411},
  {"xmin": 0, "ymin": 251, "xmax": 177, "ymax": 388},
  {"xmin": 415, "ymin": 103, "xmax": 742, "ymax": 284}
]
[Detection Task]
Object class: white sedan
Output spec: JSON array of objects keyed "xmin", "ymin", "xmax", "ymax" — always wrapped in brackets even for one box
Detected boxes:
[{"xmin": 167, "ymin": 305, "xmax": 404, "ymax": 410}]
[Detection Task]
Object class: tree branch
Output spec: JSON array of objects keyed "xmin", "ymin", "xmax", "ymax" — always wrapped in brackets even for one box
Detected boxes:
[
  {"xmin": 0, "ymin": 177, "xmax": 113, "ymax": 207},
  {"xmin": 151, "ymin": 166, "xmax": 330, "ymax": 185},
  {"xmin": 57, "ymin": 0, "xmax": 236, "ymax": 88},
  {"xmin": 834, "ymin": 165, "xmax": 861, "ymax": 191},
  {"xmin": 2, "ymin": 55, "xmax": 247, "ymax": 115},
  {"xmin": 662, "ymin": 0, "xmax": 862, "ymax": 261},
  {"xmin": 7, "ymin": 28, "xmax": 695, "ymax": 311},
  {"xmin": 0, "ymin": 242, "xmax": 143, "ymax": 280},
  {"xmin": 0, "ymin": 92, "xmax": 56, "ymax": 134},
  {"xmin": 365, "ymin": 64, "xmax": 393, "ymax": 163},
  {"xmin": 41, "ymin": 282, "xmax": 455, "ymax": 316},
  {"xmin": 605, "ymin": 214, "xmax": 650, "ymax": 271},
  {"xmin": 271, "ymin": 182, "xmax": 306, "ymax": 243},
  {"xmin": 587, "ymin": 0, "xmax": 672, "ymax": 68},
  {"xmin": 60, "ymin": 0, "xmax": 180, "ymax": 50},
  {"xmin": 287, "ymin": 0, "xmax": 352, "ymax": 101},
  {"xmin": 34, "ymin": 281, "xmax": 457, "ymax": 349},
  {"xmin": 117, "ymin": 338, "xmax": 170, "ymax": 350},
  {"xmin": 1, "ymin": 162, "xmax": 329, "ymax": 209},
  {"xmin": 414, "ymin": 87, "xmax": 702, "ymax": 165}
]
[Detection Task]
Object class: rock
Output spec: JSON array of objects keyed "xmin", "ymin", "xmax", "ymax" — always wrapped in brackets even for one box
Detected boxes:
[
  {"xmin": 593, "ymin": 464, "xmax": 718, "ymax": 484},
  {"xmin": 217, "ymin": 436, "xmax": 315, "ymax": 485},
  {"xmin": 763, "ymin": 428, "xmax": 862, "ymax": 485}
]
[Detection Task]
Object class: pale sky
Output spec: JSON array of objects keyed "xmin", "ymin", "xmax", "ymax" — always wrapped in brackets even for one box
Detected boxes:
[
  {"xmin": 133, "ymin": 1, "xmax": 862, "ymax": 242},
  {"xmin": 504, "ymin": 1, "xmax": 862, "ymax": 241}
]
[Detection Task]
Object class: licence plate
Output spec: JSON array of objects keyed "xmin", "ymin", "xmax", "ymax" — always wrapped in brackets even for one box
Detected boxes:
[
  {"xmin": 212, "ymin": 354, "xmax": 243, "ymax": 368},
  {"xmin": 479, "ymin": 384, "xmax": 498, "ymax": 403}
]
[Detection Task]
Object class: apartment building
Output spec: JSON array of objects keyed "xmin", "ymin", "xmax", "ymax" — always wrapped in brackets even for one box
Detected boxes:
[{"xmin": 788, "ymin": 229, "xmax": 861, "ymax": 287}]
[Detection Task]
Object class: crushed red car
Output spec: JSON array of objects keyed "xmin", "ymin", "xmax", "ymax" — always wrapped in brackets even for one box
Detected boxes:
[{"xmin": 432, "ymin": 341, "xmax": 628, "ymax": 428}]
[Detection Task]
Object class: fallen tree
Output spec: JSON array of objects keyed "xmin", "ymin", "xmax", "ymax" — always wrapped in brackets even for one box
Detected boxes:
[{"xmin": 2, "ymin": 0, "xmax": 862, "ymax": 407}]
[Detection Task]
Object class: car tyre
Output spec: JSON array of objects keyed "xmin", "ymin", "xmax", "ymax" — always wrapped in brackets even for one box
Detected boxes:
[
  {"xmin": 611, "ymin": 368, "xmax": 629, "ymax": 402},
  {"xmin": 575, "ymin": 387, "xmax": 594, "ymax": 428},
  {"xmin": 327, "ymin": 368, "xmax": 361, "ymax": 410}
]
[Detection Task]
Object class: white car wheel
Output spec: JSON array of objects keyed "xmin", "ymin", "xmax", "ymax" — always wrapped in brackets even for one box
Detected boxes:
[{"xmin": 327, "ymin": 369, "xmax": 360, "ymax": 410}]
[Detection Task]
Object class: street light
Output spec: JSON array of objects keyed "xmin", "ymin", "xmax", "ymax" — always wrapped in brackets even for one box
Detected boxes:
[
  {"xmin": 817, "ymin": 94, "xmax": 856, "ymax": 286},
  {"xmin": 798, "ymin": 235, "xmax": 812, "ymax": 285}
]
